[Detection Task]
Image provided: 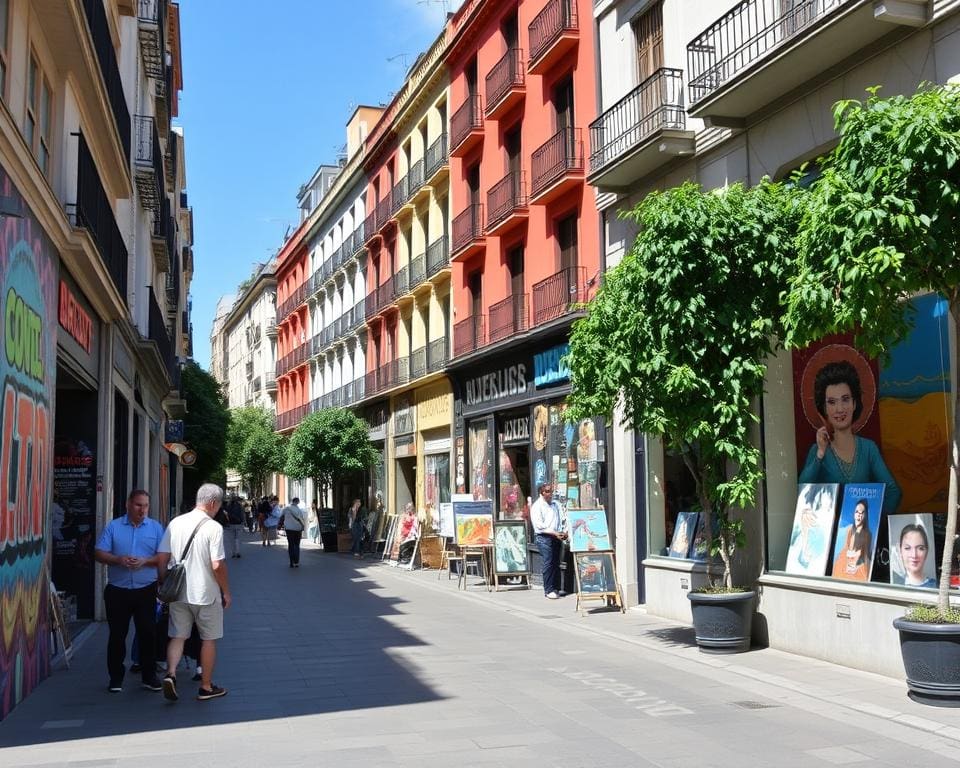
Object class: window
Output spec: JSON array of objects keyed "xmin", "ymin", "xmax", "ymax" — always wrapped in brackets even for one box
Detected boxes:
[
  {"xmin": 633, "ymin": 1, "xmax": 663, "ymax": 83},
  {"xmin": 0, "ymin": 0, "xmax": 9, "ymax": 98},
  {"xmin": 25, "ymin": 53, "xmax": 53, "ymax": 176},
  {"xmin": 557, "ymin": 214, "xmax": 578, "ymax": 272}
]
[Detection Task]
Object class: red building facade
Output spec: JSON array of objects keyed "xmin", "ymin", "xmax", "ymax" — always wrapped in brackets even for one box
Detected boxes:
[{"xmin": 274, "ymin": 222, "xmax": 312, "ymax": 431}]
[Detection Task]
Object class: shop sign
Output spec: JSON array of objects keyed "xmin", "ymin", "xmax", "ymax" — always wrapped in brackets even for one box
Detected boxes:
[
  {"xmin": 499, "ymin": 416, "xmax": 530, "ymax": 446},
  {"xmin": 463, "ymin": 361, "xmax": 531, "ymax": 410},
  {"xmin": 56, "ymin": 271, "xmax": 100, "ymax": 380},
  {"xmin": 394, "ymin": 393, "xmax": 416, "ymax": 435},
  {"xmin": 165, "ymin": 419, "xmax": 184, "ymax": 442},
  {"xmin": 534, "ymin": 343, "xmax": 570, "ymax": 388},
  {"xmin": 416, "ymin": 381, "xmax": 452, "ymax": 431},
  {"xmin": 455, "ymin": 435, "xmax": 466, "ymax": 493},
  {"xmin": 58, "ymin": 279, "xmax": 93, "ymax": 354},
  {"xmin": 394, "ymin": 434, "xmax": 415, "ymax": 457}
]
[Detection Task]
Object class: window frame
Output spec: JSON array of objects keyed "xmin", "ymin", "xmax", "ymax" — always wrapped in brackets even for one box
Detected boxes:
[{"xmin": 25, "ymin": 50, "xmax": 53, "ymax": 177}]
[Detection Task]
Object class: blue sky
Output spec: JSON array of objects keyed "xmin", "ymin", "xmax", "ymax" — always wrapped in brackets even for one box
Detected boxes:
[{"xmin": 177, "ymin": 0, "xmax": 452, "ymax": 370}]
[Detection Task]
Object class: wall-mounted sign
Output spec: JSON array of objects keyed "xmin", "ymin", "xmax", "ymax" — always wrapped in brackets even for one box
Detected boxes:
[
  {"xmin": 499, "ymin": 416, "xmax": 530, "ymax": 446},
  {"xmin": 165, "ymin": 419, "xmax": 184, "ymax": 442},
  {"xmin": 534, "ymin": 343, "xmax": 570, "ymax": 388},
  {"xmin": 464, "ymin": 363, "xmax": 530, "ymax": 408},
  {"xmin": 58, "ymin": 279, "xmax": 93, "ymax": 354},
  {"xmin": 57, "ymin": 270, "xmax": 100, "ymax": 380},
  {"xmin": 416, "ymin": 380, "xmax": 452, "ymax": 431}
]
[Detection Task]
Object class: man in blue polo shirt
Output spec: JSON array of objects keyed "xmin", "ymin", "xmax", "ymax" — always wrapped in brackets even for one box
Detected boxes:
[{"xmin": 94, "ymin": 489, "xmax": 165, "ymax": 693}]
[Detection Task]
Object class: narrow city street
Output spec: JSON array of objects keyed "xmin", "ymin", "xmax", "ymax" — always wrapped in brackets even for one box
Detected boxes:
[{"xmin": 2, "ymin": 531, "xmax": 960, "ymax": 767}]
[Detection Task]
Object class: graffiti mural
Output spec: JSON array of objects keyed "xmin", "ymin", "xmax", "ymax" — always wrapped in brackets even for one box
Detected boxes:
[{"xmin": 0, "ymin": 164, "xmax": 57, "ymax": 720}]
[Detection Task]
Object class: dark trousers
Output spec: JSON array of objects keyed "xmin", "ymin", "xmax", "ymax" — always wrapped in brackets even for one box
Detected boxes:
[
  {"xmin": 536, "ymin": 534, "xmax": 562, "ymax": 595},
  {"xmin": 104, "ymin": 582, "xmax": 157, "ymax": 683},
  {"xmin": 287, "ymin": 530, "xmax": 302, "ymax": 565},
  {"xmin": 350, "ymin": 520, "xmax": 364, "ymax": 555}
]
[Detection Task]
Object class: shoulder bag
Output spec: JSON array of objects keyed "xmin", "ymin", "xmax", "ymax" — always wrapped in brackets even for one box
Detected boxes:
[{"xmin": 158, "ymin": 517, "xmax": 209, "ymax": 603}]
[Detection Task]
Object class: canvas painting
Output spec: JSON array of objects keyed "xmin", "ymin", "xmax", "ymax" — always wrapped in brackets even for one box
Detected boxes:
[
  {"xmin": 575, "ymin": 552, "xmax": 617, "ymax": 594},
  {"xmin": 494, "ymin": 521, "xmax": 529, "ymax": 574},
  {"xmin": 438, "ymin": 502, "xmax": 454, "ymax": 539},
  {"xmin": 454, "ymin": 499, "xmax": 495, "ymax": 546},
  {"xmin": 785, "ymin": 483, "xmax": 840, "ymax": 576},
  {"xmin": 831, "ymin": 484, "xmax": 885, "ymax": 581},
  {"xmin": 888, "ymin": 513, "xmax": 937, "ymax": 588},
  {"xmin": 669, "ymin": 511, "xmax": 699, "ymax": 559},
  {"xmin": 568, "ymin": 509, "xmax": 611, "ymax": 553}
]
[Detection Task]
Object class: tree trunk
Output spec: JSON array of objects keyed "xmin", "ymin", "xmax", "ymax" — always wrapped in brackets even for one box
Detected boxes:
[{"xmin": 937, "ymin": 295, "xmax": 960, "ymax": 615}]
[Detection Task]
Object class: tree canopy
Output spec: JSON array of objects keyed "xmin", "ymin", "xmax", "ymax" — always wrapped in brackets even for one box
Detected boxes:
[
  {"xmin": 225, "ymin": 406, "xmax": 287, "ymax": 497},
  {"xmin": 181, "ymin": 360, "xmax": 230, "ymax": 503}
]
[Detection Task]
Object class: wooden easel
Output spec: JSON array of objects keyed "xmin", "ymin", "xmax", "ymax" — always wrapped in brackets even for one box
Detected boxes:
[
  {"xmin": 48, "ymin": 578, "xmax": 72, "ymax": 668},
  {"xmin": 457, "ymin": 546, "xmax": 492, "ymax": 591},
  {"xmin": 573, "ymin": 551, "xmax": 626, "ymax": 615},
  {"xmin": 438, "ymin": 537, "xmax": 462, "ymax": 580}
]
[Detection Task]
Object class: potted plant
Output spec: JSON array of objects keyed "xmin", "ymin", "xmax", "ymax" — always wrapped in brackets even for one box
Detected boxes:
[
  {"xmin": 784, "ymin": 84, "xmax": 960, "ymax": 704},
  {"xmin": 566, "ymin": 179, "xmax": 802, "ymax": 652}
]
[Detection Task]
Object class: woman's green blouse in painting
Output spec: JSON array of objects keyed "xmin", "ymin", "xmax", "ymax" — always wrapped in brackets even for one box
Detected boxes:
[{"xmin": 799, "ymin": 436, "xmax": 902, "ymax": 514}]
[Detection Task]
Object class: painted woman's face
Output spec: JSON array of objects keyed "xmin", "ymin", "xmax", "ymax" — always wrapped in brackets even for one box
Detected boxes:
[
  {"xmin": 900, "ymin": 531, "xmax": 928, "ymax": 577},
  {"xmin": 824, "ymin": 383, "xmax": 855, "ymax": 431},
  {"xmin": 854, "ymin": 503, "xmax": 866, "ymax": 526}
]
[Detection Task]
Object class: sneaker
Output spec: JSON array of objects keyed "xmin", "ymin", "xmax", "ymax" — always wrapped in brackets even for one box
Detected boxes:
[
  {"xmin": 141, "ymin": 677, "xmax": 163, "ymax": 692},
  {"xmin": 197, "ymin": 684, "xmax": 227, "ymax": 701},
  {"xmin": 558, "ymin": 590, "xmax": 567, "ymax": 597},
  {"xmin": 129, "ymin": 663, "xmax": 141, "ymax": 673},
  {"xmin": 108, "ymin": 681, "xmax": 122, "ymax": 693},
  {"xmin": 161, "ymin": 674, "xmax": 178, "ymax": 702},
  {"xmin": 546, "ymin": 591, "xmax": 560, "ymax": 599},
  {"xmin": 191, "ymin": 671, "xmax": 202, "ymax": 682}
]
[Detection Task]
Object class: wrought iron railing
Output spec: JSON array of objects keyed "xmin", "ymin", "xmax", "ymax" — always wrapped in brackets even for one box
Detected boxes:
[
  {"xmin": 426, "ymin": 236, "xmax": 449, "ymax": 276},
  {"xmin": 532, "ymin": 265, "xmax": 586, "ymax": 326},
  {"xmin": 376, "ymin": 275, "xmax": 394, "ymax": 310},
  {"xmin": 81, "ymin": 0, "xmax": 131, "ymax": 163},
  {"xmin": 394, "ymin": 264, "xmax": 410, "ymax": 297},
  {"xmin": 365, "ymin": 292, "xmax": 379, "ymax": 319},
  {"xmin": 148, "ymin": 289, "xmax": 174, "ymax": 380},
  {"xmin": 410, "ymin": 253, "xmax": 427, "ymax": 288},
  {"xmin": 529, "ymin": 0, "xmax": 577, "ymax": 66},
  {"xmin": 364, "ymin": 212, "xmax": 378, "ymax": 242},
  {"xmin": 425, "ymin": 133, "xmax": 448, "ymax": 179},
  {"xmin": 392, "ymin": 176, "xmax": 408, "ymax": 214},
  {"xmin": 531, "ymin": 127, "xmax": 583, "ymax": 197},
  {"xmin": 451, "ymin": 94, "xmax": 483, "ymax": 150},
  {"xmin": 488, "ymin": 294, "xmax": 528, "ymax": 343},
  {"xmin": 488, "ymin": 170, "xmax": 528, "ymax": 228},
  {"xmin": 454, "ymin": 315, "xmax": 485, "ymax": 357},
  {"xmin": 376, "ymin": 192, "xmax": 393, "ymax": 229},
  {"xmin": 409, "ymin": 159, "xmax": 425, "ymax": 195},
  {"xmin": 687, "ymin": 0, "xmax": 850, "ymax": 104},
  {"xmin": 428, "ymin": 336, "xmax": 448, "ymax": 373},
  {"xmin": 411, "ymin": 346, "xmax": 427, "ymax": 379},
  {"xmin": 353, "ymin": 220, "xmax": 366, "ymax": 252},
  {"xmin": 589, "ymin": 68, "xmax": 686, "ymax": 174},
  {"xmin": 485, "ymin": 48, "xmax": 525, "ymax": 113},
  {"xmin": 133, "ymin": 116, "xmax": 162, "ymax": 212},
  {"xmin": 365, "ymin": 370, "xmax": 381, "ymax": 397}
]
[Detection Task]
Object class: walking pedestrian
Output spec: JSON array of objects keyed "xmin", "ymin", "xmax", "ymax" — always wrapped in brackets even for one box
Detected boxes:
[
  {"xmin": 257, "ymin": 496, "xmax": 270, "ymax": 545},
  {"xmin": 263, "ymin": 496, "xmax": 280, "ymax": 546},
  {"xmin": 93, "ymin": 489, "xmax": 165, "ymax": 693},
  {"xmin": 530, "ymin": 483, "xmax": 567, "ymax": 599},
  {"xmin": 158, "ymin": 483, "xmax": 232, "ymax": 702},
  {"xmin": 348, "ymin": 499, "xmax": 365, "ymax": 559},
  {"xmin": 281, "ymin": 497, "xmax": 306, "ymax": 567},
  {"xmin": 225, "ymin": 496, "xmax": 244, "ymax": 558}
]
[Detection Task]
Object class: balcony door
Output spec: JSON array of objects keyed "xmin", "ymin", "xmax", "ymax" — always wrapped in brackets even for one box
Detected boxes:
[
  {"xmin": 505, "ymin": 125, "xmax": 522, "ymax": 200},
  {"xmin": 509, "ymin": 245, "xmax": 525, "ymax": 331},
  {"xmin": 468, "ymin": 163, "xmax": 481, "ymax": 233},
  {"xmin": 554, "ymin": 77, "xmax": 575, "ymax": 159},
  {"xmin": 558, "ymin": 214, "xmax": 578, "ymax": 305},
  {"xmin": 634, "ymin": 1, "xmax": 663, "ymax": 84}
]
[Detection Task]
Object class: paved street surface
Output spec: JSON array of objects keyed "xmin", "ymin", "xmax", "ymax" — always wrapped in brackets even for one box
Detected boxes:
[{"xmin": 3, "ymin": 530, "xmax": 960, "ymax": 767}]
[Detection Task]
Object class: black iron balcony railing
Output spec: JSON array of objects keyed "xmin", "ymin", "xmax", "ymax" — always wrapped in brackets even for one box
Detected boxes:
[
  {"xmin": 365, "ymin": 292, "xmax": 379, "ymax": 319},
  {"xmin": 332, "ymin": 243, "xmax": 344, "ymax": 270},
  {"xmin": 411, "ymin": 346, "xmax": 427, "ymax": 379},
  {"xmin": 351, "ymin": 377, "xmax": 366, "ymax": 402},
  {"xmin": 452, "ymin": 203, "xmax": 484, "ymax": 253},
  {"xmin": 133, "ymin": 116, "xmax": 163, "ymax": 212},
  {"xmin": 488, "ymin": 170, "xmax": 528, "ymax": 229},
  {"xmin": 409, "ymin": 159, "xmax": 425, "ymax": 196},
  {"xmin": 74, "ymin": 133, "xmax": 128, "ymax": 303},
  {"xmin": 155, "ymin": 59, "xmax": 173, "ymax": 130},
  {"xmin": 148, "ymin": 288, "xmax": 174, "ymax": 380},
  {"xmin": 589, "ymin": 68, "xmax": 686, "ymax": 174},
  {"xmin": 451, "ymin": 94, "xmax": 483, "ymax": 150},
  {"xmin": 137, "ymin": 0, "xmax": 167, "ymax": 79},
  {"xmin": 688, "ymin": 0, "xmax": 849, "ymax": 105},
  {"xmin": 485, "ymin": 48, "xmax": 525, "ymax": 113},
  {"xmin": 394, "ymin": 264, "xmax": 410, "ymax": 297},
  {"xmin": 376, "ymin": 275, "xmax": 394, "ymax": 309},
  {"xmin": 353, "ymin": 220, "xmax": 367, "ymax": 252},
  {"xmin": 82, "ymin": 0, "xmax": 131, "ymax": 164},
  {"xmin": 275, "ymin": 404, "xmax": 309, "ymax": 431},
  {"xmin": 365, "ymin": 370, "xmax": 381, "ymax": 397},
  {"xmin": 410, "ymin": 253, "xmax": 427, "ymax": 288},
  {"xmin": 392, "ymin": 176, "xmax": 408, "ymax": 214},
  {"xmin": 425, "ymin": 133, "xmax": 448, "ymax": 179},
  {"xmin": 376, "ymin": 192, "xmax": 393, "ymax": 230},
  {"xmin": 426, "ymin": 236, "xmax": 449, "ymax": 277},
  {"xmin": 364, "ymin": 211, "xmax": 378, "ymax": 243},
  {"xmin": 428, "ymin": 336, "xmax": 448, "ymax": 373},
  {"xmin": 531, "ymin": 127, "xmax": 583, "ymax": 198},
  {"xmin": 532, "ymin": 265, "xmax": 586, "ymax": 326},
  {"xmin": 348, "ymin": 300, "xmax": 365, "ymax": 330},
  {"xmin": 454, "ymin": 315, "xmax": 485, "ymax": 358},
  {"xmin": 529, "ymin": 0, "xmax": 578, "ymax": 66},
  {"xmin": 488, "ymin": 294, "xmax": 529, "ymax": 343}
]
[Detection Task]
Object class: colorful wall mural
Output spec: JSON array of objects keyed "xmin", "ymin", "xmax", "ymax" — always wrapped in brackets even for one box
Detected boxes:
[{"xmin": 0, "ymin": 164, "xmax": 57, "ymax": 720}]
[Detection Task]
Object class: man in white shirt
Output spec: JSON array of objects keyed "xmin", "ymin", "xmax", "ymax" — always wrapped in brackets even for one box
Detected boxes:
[
  {"xmin": 281, "ymin": 497, "xmax": 306, "ymax": 568},
  {"xmin": 530, "ymin": 483, "xmax": 567, "ymax": 599},
  {"xmin": 157, "ymin": 483, "xmax": 232, "ymax": 702}
]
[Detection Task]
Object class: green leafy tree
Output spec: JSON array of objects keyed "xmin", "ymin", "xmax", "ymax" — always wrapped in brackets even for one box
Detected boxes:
[
  {"xmin": 285, "ymin": 408, "xmax": 379, "ymax": 519},
  {"xmin": 225, "ymin": 406, "xmax": 287, "ymax": 497},
  {"xmin": 784, "ymin": 84, "xmax": 960, "ymax": 616},
  {"xmin": 181, "ymin": 360, "xmax": 229, "ymax": 505},
  {"xmin": 566, "ymin": 180, "xmax": 802, "ymax": 588}
]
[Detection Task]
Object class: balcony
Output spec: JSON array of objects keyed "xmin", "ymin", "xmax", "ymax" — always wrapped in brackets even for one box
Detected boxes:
[
  {"xmin": 488, "ymin": 294, "xmax": 529, "ymax": 344},
  {"xmin": 487, "ymin": 170, "xmax": 528, "ymax": 235},
  {"xmin": 409, "ymin": 253, "xmax": 427, "ymax": 290},
  {"xmin": 81, "ymin": 0, "xmax": 131, "ymax": 164},
  {"xmin": 74, "ymin": 133, "xmax": 128, "ymax": 305},
  {"xmin": 346, "ymin": 300, "xmax": 365, "ymax": 332},
  {"xmin": 451, "ymin": 203, "xmax": 485, "ymax": 260},
  {"xmin": 485, "ymin": 48, "xmax": 525, "ymax": 120},
  {"xmin": 530, "ymin": 128, "xmax": 584, "ymax": 204},
  {"xmin": 588, "ymin": 68, "xmax": 693, "ymax": 189},
  {"xmin": 134, "ymin": 116, "xmax": 163, "ymax": 213},
  {"xmin": 276, "ymin": 283, "xmax": 307, "ymax": 322},
  {"xmin": 528, "ymin": 0, "xmax": 579, "ymax": 75},
  {"xmin": 454, "ymin": 316, "xmax": 485, "ymax": 358},
  {"xmin": 394, "ymin": 264, "xmax": 410, "ymax": 298},
  {"xmin": 151, "ymin": 196, "xmax": 173, "ymax": 272},
  {"xmin": 365, "ymin": 292, "xmax": 379, "ymax": 320},
  {"xmin": 424, "ymin": 133, "xmax": 449, "ymax": 185},
  {"xmin": 532, "ymin": 265, "xmax": 586, "ymax": 326},
  {"xmin": 275, "ymin": 404, "xmax": 309, "ymax": 432},
  {"xmin": 137, "ymin": 0, "xmax": 166, "ymax": 79},
  {"xmin": 408, "ymin": 159, "xmax": 425, "ymax": 200},
  {"xmin": 686, "ymin": 0, "xmax": 925, "ymax": 125},
  {"xmin": 265, "ymin": 322, "xmax": 278, "ymax": 339},
  {"xmin": 154, "ymin": 60, "xmax": 174, "ymax": 136},
  {"xmin": 427, "ymin": 336, "xmax": 448, "ymax": 373},
  {"xmin": 426, "ymin": 236, "xmax": 450, "ymax": 278},
  {"xmin": 376, "ymin": 275, "xmax": 395, "ymax": 312},
  {"xmin": 364, "ymin": 211, "xmax": 379, "ymax": 245},
  {"xmin": 245, "ymin": 360, "xmax": 254, "ymax": 379},
  {"xmin": 376, "ymin": 192, "xmax": 394, "ymax": 231},
  {"xmin": 450, "ymin": 95, "xmax": 484, "ymax": 157},
  {"xmin": 147, "ymin": 289, "xmax": 175, "ymax": 382},
  {"xmin": 411, "ymin": 346, "xmax": 428, "ymax": 380},
  {"xmin": 365, "ymin": 370, "xmax": 381, "ymax": 398},
  {"xmin": 391, "ymin": 175, "xmax": 409, "ymax": 216},
  {"xmin": 264, "ymin": 372, "xmax": 277, "ymax": 392},
  {"xmin": 352, "ymin": 221, "xmax": 367, "ymax": 253}
]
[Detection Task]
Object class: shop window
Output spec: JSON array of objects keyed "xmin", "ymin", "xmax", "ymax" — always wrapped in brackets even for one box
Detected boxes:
[
  {"xmin": 498, "ymin": 411, "xmax": 530, "ymax": 520},
  {"xmin": 532, "ymin": 403, "xmax": 605, "ymax": 513},
  {"xmin": 424, "ymin": 452, "xmax": 451, "ymax": 514},
  {"xmin": 765, "ymin": 292, "xmax": 955, "ymax": 591}
]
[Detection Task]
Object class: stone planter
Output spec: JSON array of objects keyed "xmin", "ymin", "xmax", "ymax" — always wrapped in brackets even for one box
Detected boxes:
[
  {"xmin": 893, "ymin": 617, "xmax": 960, "ymax": 707},
  {"xmin": 687, "ymin": 590, "xmax": 756, "ymax": 654}
]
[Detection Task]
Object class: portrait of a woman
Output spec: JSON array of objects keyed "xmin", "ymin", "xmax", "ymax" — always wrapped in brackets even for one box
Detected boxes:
[
  {"xmin": 799, "ymin": 360, "xmax": 901, "ymax": 514},
  {"xmin": 892, "ymin": 522, "xmax": 937, "ymax": 588},
  {"xmin": 831, "ymin": 498, "xmax": 873, "ymax": 581}
]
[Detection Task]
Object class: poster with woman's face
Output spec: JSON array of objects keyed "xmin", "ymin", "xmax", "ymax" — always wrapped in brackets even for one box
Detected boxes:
[
  {"xmin": 785, "ymin": 484, "xmax": 839, "ymax": 576},
  {"xmin": 830, "ymin": 484, "xmax": 884, "ymax": 582},
  {"xmin": 888, "ymin": 513, "xmax": 937, "ymax": 588}
]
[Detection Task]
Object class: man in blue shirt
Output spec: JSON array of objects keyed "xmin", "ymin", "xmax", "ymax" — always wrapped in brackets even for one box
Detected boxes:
[{"xmin": 94, "ymin": 490, "xmax": 165, "ymax": 693}]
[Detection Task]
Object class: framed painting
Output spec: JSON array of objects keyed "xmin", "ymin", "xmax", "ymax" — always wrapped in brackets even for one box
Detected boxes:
[
  {"xmin": 454, "ymin": 499, "xmax": 494, "ymax": 547},
  {"xmin": 831, "ymin": 483, "xmax": 885, "ymax": 582},
  {"xmin": 669, "ymin": 511, "xmax": 699, "ymax": 559},
  {"xmin": 438, "ymin": 502, "xmax": 454, "ymax": 539},
  {"xmin": 567, "ymin": 509, "xmax": 611, "ymax": 553},
  {"xmin": 494, "ymin": 521, "xmax": 529, "ymax": 574},
  {"xmin": 888, "ymin": 513, "xmax": 936, "ymax": 588},
  {"xmin": 784, "ymin": 483, "xmax": 839, "ymax": 576},
  {"xmin": 574, "ymin": 552, "xmax": 617, "ymax": 594}
]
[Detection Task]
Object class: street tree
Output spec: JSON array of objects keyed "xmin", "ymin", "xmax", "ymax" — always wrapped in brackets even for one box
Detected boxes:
[
  {"xmin": 181, "ymin": 360, "xmax": 229, "ymax": 504},
  {"xmin": 225, "ymin": 406, "xmax": 287, "ymax": 497},
  {"xmin": 285, "ymin": 408, "xmax": 379, "ymax": 517},
  {"xmin": 566, "ymin": 180, "xmax": 802, "ymax": 588},
  {"xmin": 783, "ymin": 84, "xmax": 960, "ymax": 616}
]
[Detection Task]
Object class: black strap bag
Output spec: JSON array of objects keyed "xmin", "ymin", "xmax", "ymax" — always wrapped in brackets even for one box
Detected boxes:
[{"xmin": 158, "ymin": 517, "xmax": 209, "ymax": 603}]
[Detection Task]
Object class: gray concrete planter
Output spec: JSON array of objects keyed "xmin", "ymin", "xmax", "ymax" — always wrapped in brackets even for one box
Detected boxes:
[
  {"xmin": 893, "ymin": 617, "xmax": 960, "ymax": 707},
  {"xmin": 687, "ymin": 590, "xmax": 756, "ymax": 654}
]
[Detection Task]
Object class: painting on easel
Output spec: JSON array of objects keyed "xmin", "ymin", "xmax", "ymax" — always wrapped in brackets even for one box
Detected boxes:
[
  {"xmin": 494, "ymin": 521, "xmax": 529, "ymax": 574},
  {"xmin": 573, "ymin": 552, "xmax": 625, "ymax": 613}
]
